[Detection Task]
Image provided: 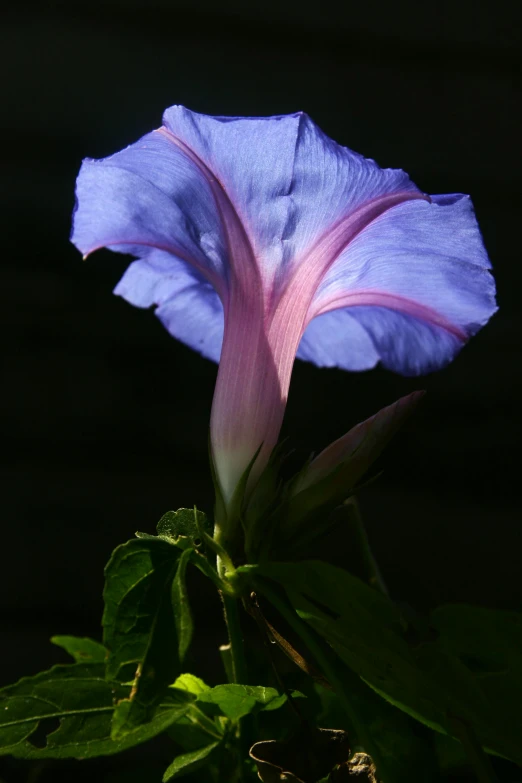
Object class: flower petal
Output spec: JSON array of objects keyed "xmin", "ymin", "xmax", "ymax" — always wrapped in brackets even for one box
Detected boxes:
[
  {"xmin": 296, "ymin": 309, "xmax": 379, "ymax": 371},
  {"xmin": 161, "ymin": 108, "xmax": 420, "ymax": 289},
  {"xmin": 71, "ymin": 130, "xmax": 228, "ymax": 295},
  {"xmin": 301, "ymin": 194, "xmax": 496, "ymax": 374},
  {"xmin": 115, "ymin": 253, "xmax": 224, "ymax": 362},
  {"xmin": 161, "ymin": 106, "xmax": 300, "ymax": 280}
]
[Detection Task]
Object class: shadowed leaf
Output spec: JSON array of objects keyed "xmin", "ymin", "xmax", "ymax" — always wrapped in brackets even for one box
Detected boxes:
[
  {"xmin": 254, "ymin": 560, "xmax": 522, "ymax": 766},
  {"xmin": 163, "ymin": 741, "xmax": 221, "ymax": 781},
  {"xmin": 50, "ymin": 636, "xmax": 107, "ymax": 664},
  {"xmin": 197, "ymin": 684, "xmax": 289, "ymax": 721},
  {"xmin": 0, "ymin": 664, "xmax": 192, "ymax": 759},
  {"xmin": 102, "ymin": 538, "xmax": 181, "ymax": 737},
  {"xmin": 171, "ymin": 548, "xmax": 194, "ymax": 663}
]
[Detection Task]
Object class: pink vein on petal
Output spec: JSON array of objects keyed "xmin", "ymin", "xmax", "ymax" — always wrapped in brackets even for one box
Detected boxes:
[
  {"xmin": 268, "ymin": 191, "xmax": 430, "ymax": 366},
  {"xmin": 314, "ymin": 289, "xmax": 467, "ymax": 340},
  {"xmin": 82, "ymin": 238, "xmax": 223, "ymax": 295},
  {"xmin": 155, "ymin": 126, "xmax": 261, "ymax": 305}
]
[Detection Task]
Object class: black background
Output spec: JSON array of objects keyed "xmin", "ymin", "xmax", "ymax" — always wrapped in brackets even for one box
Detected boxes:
[{"xmin": 1, "ymin": 1, "xmax": 521, "ymax": 780}]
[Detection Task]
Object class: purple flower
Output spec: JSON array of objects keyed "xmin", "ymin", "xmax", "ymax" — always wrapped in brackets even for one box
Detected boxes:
[{"xmin": 71, "ymin": 106, "xmax": 496, "ymax": 505}]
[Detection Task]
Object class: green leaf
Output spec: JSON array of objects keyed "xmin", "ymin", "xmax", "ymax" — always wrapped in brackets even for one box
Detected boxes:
[
  {"xmin": 102, "ymin": 538, "xmax": 181, "ymax": 736},
  {"xmin": 431, "ymin": 604, "xmax": 522, "ymax": 755},
  {"xmin": 50, "ymin": 635, "xmax": 107, "ymax": 664},
  {"xmin": 162, "ymin": 741, "xmax": 221, "ymax": 781},
  {"xmin": 254, "ymin": 560, "xmax": 522, "ymax": 766},
  {"xmin": 0, "ymin": 663, "xmax": 192, "ymax": 759},
  {"xmin": 153, "ymin": 508, "xmax": 212, "ymax": 550},
  {"xmin": 172, "ymin": 674, "xmax": 210, "ymax": 696},
  {"xmin": 197, "ymin": 684, "xmax": 284, "ymax": 721},
  {"xmin": 252, "ymin": 572, "xmax": 435, "ymax": 783},
  {"xmin": 171, "ymin": 548, "xmax": 194, "ymax": 663},
  {"xmin": 167, "ymin": 714, "xmax": 220, "ymax": 753}
]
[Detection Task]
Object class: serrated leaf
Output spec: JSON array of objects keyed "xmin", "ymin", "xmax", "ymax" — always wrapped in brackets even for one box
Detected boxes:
[
  {"xmin": 254, "ymin": 560, "xmax": 522, "ymax": 766},
  {"xmin": 50, "ymin": 635, "xmax": 107, "ymax": 664},
  {"xmin": 157, "ymin": 508, "xmax": 211, "ymax": 549},
  {"xmin": 102, "ymin": 538, "xmax": 181, "ymax": 736},
  {"xmin": 171, "ymin": 548, "xmax": 194, "ymax": 663},
  {"xmin": 0, "ymin": 664, "xmax": 192, "ymax": 759},
  {"xmin": 163, "ymin": 741, "xmax": 221, "ymax": 781},
  {"xmin": 197, "ymin": 684, "xmax": 284, "ymax": 721}
]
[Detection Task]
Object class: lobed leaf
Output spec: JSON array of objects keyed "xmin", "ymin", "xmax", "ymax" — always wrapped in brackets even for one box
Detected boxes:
[
  {"xmin": 155, "ymin": 508, "xmax": 211, "ymax": 550},
  {"xmin": 0, "ymin": 664, "xmax": 191, "ymax": 759},
  {"xmin": 102, "ymin": 538, "xmax": 182, "ymax": 736}
]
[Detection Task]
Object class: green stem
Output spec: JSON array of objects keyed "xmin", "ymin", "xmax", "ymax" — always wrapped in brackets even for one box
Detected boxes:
[
  {"xmin": 220, "ymin": 592, "xmax": 248, "ymax": 685},
  {"xmin": 254, "ymin": 577, "xmax": 387, "ymax": 775},
  {"xmin": 190, "ymin": 705, "xmax": 224, "ymax": 740},
  {"xmin": 449, "ymin": 717, "xmax": 500, "ymax": 783},
  {"xmin": 218, "ymin": 556, "xmax": 249, "ymax": 783},
  {"xmin": 347, "ymin": 498, "xmax": 389, "ymax": 596},
  {"xmin": 218, "ymin": 555, "xmax": 247, "ymax": 685}
]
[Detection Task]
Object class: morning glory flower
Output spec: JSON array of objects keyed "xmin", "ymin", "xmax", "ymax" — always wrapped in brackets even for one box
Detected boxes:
[{"xmin": 71, "ymin": 106, "xmax": 496, "ymax": 508}]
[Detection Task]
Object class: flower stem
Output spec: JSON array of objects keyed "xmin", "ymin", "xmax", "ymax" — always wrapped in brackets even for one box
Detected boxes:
[
  {"xmin": 218, "ymin": 558, "xmax": 249, "ymax": 783},
  {"xmin": 218, "ymin": 556, "xmax": 248, "ymax": 685},
  {"xmin": 346, "ymin": 497, "xmax": 389, "ymax": 595},
  {"xmin": 449, "ymin": 717, "xmax": 500, "ymax": 783},
  {"xmin": 221, "ymin": 595, "xmax": 248, "ymax": 685}
]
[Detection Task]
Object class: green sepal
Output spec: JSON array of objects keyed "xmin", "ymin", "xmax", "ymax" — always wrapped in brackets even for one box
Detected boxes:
[
  {"xmin": 171, "ymin": 548, "xmax": 194, "ymax": 663},
  {"xmin": 0, "ymin": 663, "xmax": 192, "ymax": 759},
  {"xmin": 242, "ymin": 440, "xmax": 295, "ymax": 562},
  {"xmin": 50, "ymin": 635, "xmax": 107, "ymax": 664},
  {"xmin": 102, "ymin": 538, "xmax": 182, "ymax": 736},
  {"xmin": 212, "ymin": 443, "xmax": 262, "ymax": 554}
]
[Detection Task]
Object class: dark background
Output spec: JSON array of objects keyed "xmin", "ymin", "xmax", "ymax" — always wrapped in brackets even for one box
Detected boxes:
[{"xmin": 1, "ymin": 0, "xmax": 521, "ymax": 780}]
